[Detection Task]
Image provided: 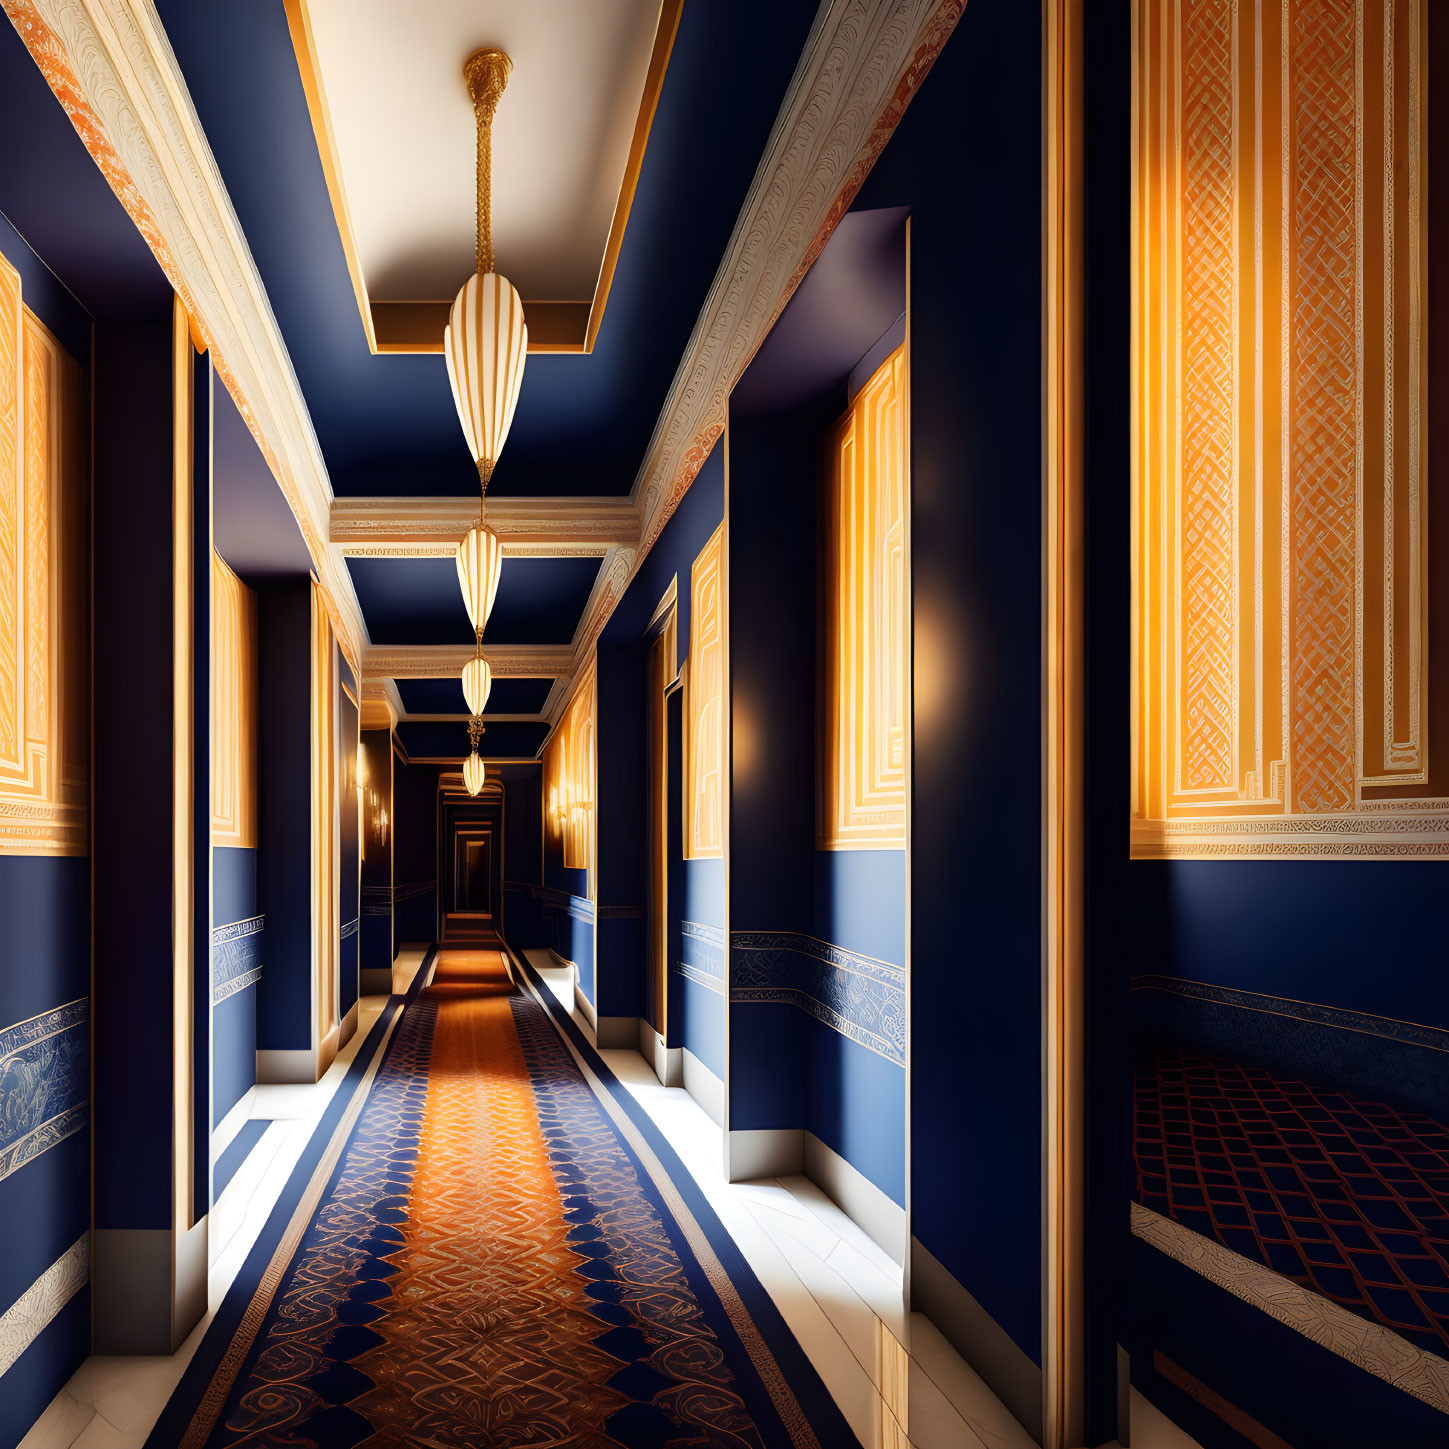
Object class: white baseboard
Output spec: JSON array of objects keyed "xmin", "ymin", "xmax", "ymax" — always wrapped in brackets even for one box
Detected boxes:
[
  {"xmin": 682, "ymin": 1049, "xmax": 724, "ymax": 1125},
  {"xmin": 256, "ymin": 1019, "xmax": 337, "ymax": 1085},
  {"xmin": 911, "ymin": 1236, "xmax": 1043, "ymax": 1444},
  {"xmin": 212, "ymin": 1086, "xmax": 256, "ymax": 1158},
  {"xmin": 594, "ymin": 1014, "xmax": 639, "ymax": 1049},
  {"xmin": 360, "ymin": 966, "xmax": 392, "ymax": 995},
  {"xmin": 638, "ymin": 1019, "xmax": 683, "ymax": 1087},
  {"xmin": 803, "ymin": 1131, "xmax": 907, "ymax": 1265},
  {"xmin": 728, "ymin": 1128, "xmax": 804, "ymax": 1181},
  {"xmin": 572, "ymin": 976, "xmax": 598, "ymax": 1031}
]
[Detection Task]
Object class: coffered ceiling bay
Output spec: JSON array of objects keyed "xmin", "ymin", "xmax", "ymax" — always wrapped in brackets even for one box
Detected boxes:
[
  {"xmin": 344, "ymin": 556, "xmax": 604, "ymax": 648},
  {"xmin": 154, "ymin": 0, "xmax": 821, "ymax": 500}
]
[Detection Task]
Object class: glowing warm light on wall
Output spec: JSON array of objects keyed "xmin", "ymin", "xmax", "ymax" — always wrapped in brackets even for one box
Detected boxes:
[
  {"xmin": 685, "ymin": 525, "xmax": 724, "ymax": 859},
  {"xmin": 310, "ymin": 582, "xmax": 339, "ymax": 1037},
  {"xmin": 821, "ymin": 346, "xmax": 906, "ymax": 850},
  {"xmin": 543, "ymin": 664, "xmax": 596, "ymax": 877}
]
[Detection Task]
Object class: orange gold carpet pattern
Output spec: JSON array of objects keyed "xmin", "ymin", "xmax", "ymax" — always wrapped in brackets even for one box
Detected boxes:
[{"xmin": 198, "ymin": 952, "xmax": 787, "ymax": 1448}]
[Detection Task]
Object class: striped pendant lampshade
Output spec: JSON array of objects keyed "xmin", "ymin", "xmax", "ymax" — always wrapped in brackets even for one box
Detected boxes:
[
  {"xmin": 462, "ymin": 655, "xmax": 492, "ymax": 716},
  {"xmin": 456, "ymin": 524, "xmax": 503, "ymax": 633},
  {"xmin": 444, "ymin": 272, "xmax": 527, "ymax": 483},
  {"xmin": 463, "ymin": 751, "xmax": 486, "ymax": 796}
]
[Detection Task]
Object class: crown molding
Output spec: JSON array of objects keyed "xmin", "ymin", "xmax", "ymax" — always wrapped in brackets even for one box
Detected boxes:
[
  {"xmin": 3, "ymin": 0, "xmax": 368, "ymax": 676},
  {"xmin": 365, "ymin": 645, "xmax": 574, "ymax": 680},
  {"xmin": 330, "ymin": 495, "xmax": 641, "ymax": 557},
  {"xmin": 552, "ymin": 0, "xmax": 965, "ymax": 704}
]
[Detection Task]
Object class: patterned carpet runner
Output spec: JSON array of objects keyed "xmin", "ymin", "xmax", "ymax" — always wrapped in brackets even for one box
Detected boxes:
[{"xmin": 162, "ymin": 951, "xmax": 851, "ymax": 1449}]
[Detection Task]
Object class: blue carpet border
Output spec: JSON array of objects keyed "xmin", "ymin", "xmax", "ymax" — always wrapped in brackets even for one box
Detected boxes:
[
  {"xmin": 143, "ymin": 948, "xmax": 438, "ymax": 1449},
  {"xmin": 506, "ymin": 940, "xmax": 863, "ymax": 1449}
]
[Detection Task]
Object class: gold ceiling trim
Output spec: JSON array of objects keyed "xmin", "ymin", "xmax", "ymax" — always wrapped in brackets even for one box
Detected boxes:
[
  {"xmin": 365, "ymin": 644, "xmax": 572, "ymax": 680},
  {"xmin": 330, "ymin": 494, "xmax": 640, "ymax": 556},
  {"xmin": 282, "ymin": 0, "xmax": 683, "ymax": 356}
]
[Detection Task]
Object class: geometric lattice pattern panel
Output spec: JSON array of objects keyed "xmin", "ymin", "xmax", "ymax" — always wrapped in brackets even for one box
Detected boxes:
[
  {"xmin": 685, "ymin": 524, "xmax": 723, "ymax": 860},
  {"xmin": 0, "ymin": 252, "xmax": 86, "ymax": 856},
  {"xmin": 820, "ymin": 347, "xmax": 906, "ymax": 850},
  {"xmin": 1136, "ymin": 1044, "xmax": 1449, "ymax": 1361},
  {"xmin": 1131, "ymin": 0, "xmax": 1445, "ymax": 856},
  {"xmin": 210, "ymin": 552, "xmax": 257, "ymax": 848}
]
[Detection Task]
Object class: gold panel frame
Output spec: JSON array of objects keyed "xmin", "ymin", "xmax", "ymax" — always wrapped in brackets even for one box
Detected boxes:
[
  {"xmin": 1131, "ymin": 0, "xmax": 1448, "ymax": 857},
  {"xmin": 283, "ymin": 0, "xmax": 683, "ymax": 356},
  {"xmin": 311, "ymin": 580, "xmax": 340, "ymax": 1050},
  {"xmin": 684, "ymin": 523, "xmax": 724, "ymax": 859},
  {"xmin": 210, "ymin": 552, "xmax": 258, "ymax": 848},
  {"xmin": 820, "ymin": 347, "xmax": 907, "ymax": 851},
  {"xmin": 0, "ymin": 252, "xmax": 86, "ymax": 856}
]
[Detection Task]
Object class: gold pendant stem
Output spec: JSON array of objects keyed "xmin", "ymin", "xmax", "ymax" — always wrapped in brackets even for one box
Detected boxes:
[{"xmin": 464, "ymin": 48, "xmax": 511, "ymax": 277}]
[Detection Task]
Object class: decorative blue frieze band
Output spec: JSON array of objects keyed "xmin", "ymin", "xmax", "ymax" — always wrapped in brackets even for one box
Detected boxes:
[
  {"xmin": 0, "ymin": 999, "xmax": 88, "ymax": 1184},
  {"xmin": 675, "ymin": 921, "xmax": 725, "ymax": 994},
  {"xmin": 526, "ymin": 884, "xmax": 595, "ymax": 923},
  {"xmin": 341, "ymin": 918, "xmax": 360, "ymax": 941},
  {"xmin": 731, "ymin": 931, "xmax": 906, "ymax": 1065},
  {"xmin": 362, "ymin": 885, "xmax": 393, "ymax": 917},
  {"xmin": 0, "ymin": 1233, "xmax": 89, "ymax": 1376},
  {"xmin": 213, "ymin": 915, "xmax": 264, "ymax": 1005}
]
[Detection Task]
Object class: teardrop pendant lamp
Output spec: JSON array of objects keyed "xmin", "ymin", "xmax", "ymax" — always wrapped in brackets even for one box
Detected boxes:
[
  {"xmin": 463, "ymin": 751, "xmax": 486, "ymax": 796},
  {"xmin": 462, "ymin": 653, "xmax": 492, "ymax": 716},
  {"xmin": 445, "ymin": 48, "xmax": 528, "ymax": 500},
  {"xmin": 456, "ymin": 524, "xmax": 503, "ymax": 634}
]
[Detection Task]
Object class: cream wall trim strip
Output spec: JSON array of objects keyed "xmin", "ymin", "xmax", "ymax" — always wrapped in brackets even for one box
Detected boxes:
[
  {"xmin": 1, "ymin": 0, "xmax": 366, "ymax": 676},
  {"xmin": 365, "ymin": 645, "xmax": 574, "ymax": 680},
  {"xmin": 1132, "ymin": 1204, "xmax": 1449, "ymax": 1416},
  {"xmin": 332, "ymin": 496, "xmax": 640, "ymax": 557},
  {"xmin": 0, "ymin": 1233, "xmax": 88, "ymax": 1377}
]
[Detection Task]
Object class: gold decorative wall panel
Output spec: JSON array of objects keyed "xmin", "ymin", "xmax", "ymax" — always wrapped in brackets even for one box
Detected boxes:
[
  {"xmin": 821, "ymin": 348, "xmax": 907, "ymax": 850},
  {"xmin": 1131, "ymin": 0, "xmax": 1446, "ymax": 857},
  {"xmin": 543, "ymin": 663, "xmax": 596, "ymax": 880},
  {"xmin": 0, "ymin": 253, "xmax": 86, "ymax": 856},
  {"xmin": 311, "ymin": 581, "xmax": 339, "ymax": 1038},
  {"xmin": 210, "ymin": 553, "xmax": 257, "ymax": 848},
  {"xmin": 685, "ymin": 524, "xmax": 724, "ymax": 859}
]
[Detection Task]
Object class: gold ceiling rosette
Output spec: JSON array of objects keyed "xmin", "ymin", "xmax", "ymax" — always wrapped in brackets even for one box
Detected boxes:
[{"xmin": 449, "ymin": 48, "xmax": 523, "ymax": 783}]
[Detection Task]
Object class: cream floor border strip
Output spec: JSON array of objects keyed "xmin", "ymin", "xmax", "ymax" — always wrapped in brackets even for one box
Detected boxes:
[
  {"xmin": 179, "ymin": 1002, "xmax": 409, "ymax": 1449},
  {"xmin": 1131, "ymin": 1203, "xmax": 1449, "ymax": 1415},
  {"xmin": 0, "ymin": 1233, "xmax": 89, "ymax": 1378}
]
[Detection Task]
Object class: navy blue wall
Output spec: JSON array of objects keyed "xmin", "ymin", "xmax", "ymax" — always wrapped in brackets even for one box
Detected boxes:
[
  {"xmin": 393, "ymin": 756, "xmax": 439, "ymax": 944},
  {"xmin": 498, "ymin": 762, "xmax": 542, "ymax": 944},
  {"xmin": 727, "ymin": 392, "xmax": 907, "ymax": 1206},
  {"xmin": 255, "ymin": 579, "xmax": 312, "ymax": 1051},
  {"xmin": 212, "ymin": 846, "xmax": 259, "ymax": 1128},
  {"xmin": 603, "ymin": 441, "xmax": 727, "ymax": 1067},
  {"xmin": 0, "ymin": 226, "xmax": 91, "ymax": 1446},
  {"xmin": 854, "ymin": 0, "xmax": 1047, "ymax": 1364}
]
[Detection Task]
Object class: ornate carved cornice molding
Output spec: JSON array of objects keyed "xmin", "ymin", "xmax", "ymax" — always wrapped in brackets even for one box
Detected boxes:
[
  {"xmin": 2, "ymin": 0, "xmax": 367, "ymax": 675},
  {"xmin": 331, "ymin": 496, "xmax": 641, "ymax": 557},
  {"xmin": 365, "ymin": 645, "xmax": 573, "ymax": 680}
]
